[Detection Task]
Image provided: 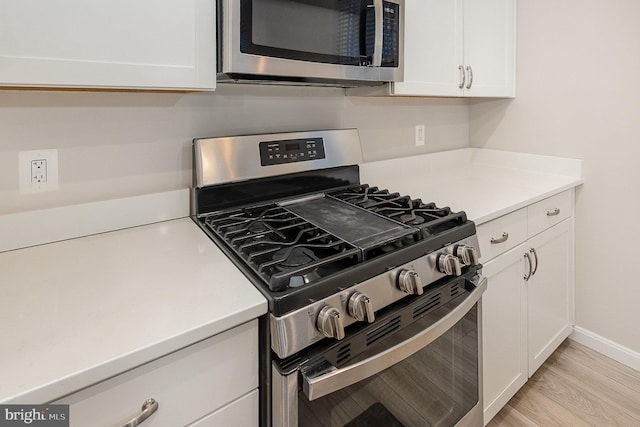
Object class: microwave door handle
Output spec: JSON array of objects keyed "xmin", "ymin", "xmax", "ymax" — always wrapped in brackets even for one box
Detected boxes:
[
  {"xmin": 372, "ymin": 0, "xmax": 383, "ymax": 66},
  {"xmin": 301, "ymin": 277, "xmax": 487, "ymax": 401}
]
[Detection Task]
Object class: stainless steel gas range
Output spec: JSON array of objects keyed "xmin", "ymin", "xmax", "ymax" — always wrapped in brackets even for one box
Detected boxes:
[{"xmin": 192, "ymin": 129, "xmax": 486, "ymax": 427}]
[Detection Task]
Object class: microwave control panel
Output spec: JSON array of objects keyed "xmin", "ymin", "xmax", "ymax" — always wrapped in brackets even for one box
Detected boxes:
[{"xmin": 260, "ymin": 138, "xmax": 326, "ymax": 166}]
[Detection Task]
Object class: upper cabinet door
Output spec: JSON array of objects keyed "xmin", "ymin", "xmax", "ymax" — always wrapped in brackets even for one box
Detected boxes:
[
  {"xmin": 0, "ymin": 0, "xmax": 216, "ymax": 91},
  {"xmin": 392, "ymin": 0, "xmax": 463, "ymax": 97},
  {"xmin": 383, "ymin": 0, "xmax": 515, "ymax": 98},
  {"xmin": 463, "ymin": 0, "xmax": 516, "ymax": 97}
]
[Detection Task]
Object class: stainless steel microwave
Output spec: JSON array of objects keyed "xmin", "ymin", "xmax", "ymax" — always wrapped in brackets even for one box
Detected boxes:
[{"xmin": 217, "ymin": 0, "xmax": 404, "ymax": 87}]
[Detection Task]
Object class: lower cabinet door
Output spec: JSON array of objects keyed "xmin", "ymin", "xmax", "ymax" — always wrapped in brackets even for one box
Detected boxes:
[
  {"xmin": 53, "ymin": 320, "xmax": 258, "ymax": 427},
  {"xmin": 482, "ymin": 245, "xmax": 527, "ymax": 424},
  {"xmin": 527, "ymin": 219, "xmax": 573, "ymax": 376}
]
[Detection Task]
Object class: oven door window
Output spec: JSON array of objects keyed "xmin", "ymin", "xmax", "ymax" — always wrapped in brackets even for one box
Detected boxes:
[
  {"xmin": 240, "ymin": 0, "xmax": 375, "ymax": 66},
  {"xmin": 298, "ymin": 304, "xmax": 479, "ymax": 427}
]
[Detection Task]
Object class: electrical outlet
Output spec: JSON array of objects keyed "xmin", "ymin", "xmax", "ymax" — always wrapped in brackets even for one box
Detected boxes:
[
  {"xmin": 31, "ymin": 159, "xmax": 48, "ymax": 184},
  {"xmin": 415, "ymin": 125, "xmax": 426, "ymax": 146},
  {"xmin": 19, "ymin": 149, "xmax": 59, "ymax": 194}
]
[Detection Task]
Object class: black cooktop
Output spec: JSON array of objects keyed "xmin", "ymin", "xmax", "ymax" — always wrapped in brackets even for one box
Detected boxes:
[{"xmin": 200, "ymin": 183, "xmax": 473, "ymax": 315}]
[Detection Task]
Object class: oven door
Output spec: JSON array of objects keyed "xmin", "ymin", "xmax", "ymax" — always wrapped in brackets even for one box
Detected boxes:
[
  {"xmin": 220, "ymin": 0, "xmax": 403, "ymax": 83},
  {"xmin": 272, "ymin": 278, "xmax": 486, "ymax": 427}
]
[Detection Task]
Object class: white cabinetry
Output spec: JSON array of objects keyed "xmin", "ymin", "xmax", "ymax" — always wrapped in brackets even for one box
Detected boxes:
[
  {"xmin": 479, "ymin": 190, "xmax": 574, "ymax": 424},
  {"xmin": 391, "ymin": 0, "xmax": 515, "ymax": 97},
  {"xmin": 53, "ymin": 320, "xmax": 258, "ymax": 427},
  {"xmin": 0, "ymin": 0, "xmax": 216, "ymax": 91}
]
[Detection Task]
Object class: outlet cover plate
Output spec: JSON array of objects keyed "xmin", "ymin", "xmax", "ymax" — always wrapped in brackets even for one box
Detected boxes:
[{"xmin": 19, "ymin": 149, "xmax": 59, "ymax": 194}]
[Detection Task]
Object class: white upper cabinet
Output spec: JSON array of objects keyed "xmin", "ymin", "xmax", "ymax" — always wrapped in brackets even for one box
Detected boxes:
[
  {"xmin": 0, "ymin": 0, "xmax": 216, "ymax": 90},
  {"xmin": 391, "ymin": 0, "xmax": 515, "ymax": 97}
]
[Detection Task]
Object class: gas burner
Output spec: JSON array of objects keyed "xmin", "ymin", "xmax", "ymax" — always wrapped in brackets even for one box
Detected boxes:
[
  {"xmin": 206, "ymin": 204, "xmax": 363, "ymax": 292},
  {"xmin": 247, "ymin": 221, "xmax": 271, "ymax": 234},
  {"xmin": 329, "ymin": 185, "xmax": 404, "ymax": 209},
  {"xmin": 205, "ymin": 205, "xmax": 306, "ymax": 243},
  {"xmin": 376, "ymin": 200, "xmax": 452, "ymax": 225},
  {"xmin": 273, "ymin": 247, "xmax": 318, "ymax": 268}
]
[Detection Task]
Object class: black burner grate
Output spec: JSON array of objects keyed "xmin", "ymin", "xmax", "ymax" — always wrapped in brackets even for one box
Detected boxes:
[
  {"xmin": 328, "ymin": 185, "xmax": 467, "ymax": 236},
  {"xmin": 205, "ymin": 204, "xmax": 362, "ymax": 292}
]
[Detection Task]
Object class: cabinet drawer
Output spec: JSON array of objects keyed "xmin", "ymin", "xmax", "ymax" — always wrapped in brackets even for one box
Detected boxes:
[
  {"xmin": 54, "ymin": 320, "xmax": 258, "ymax": 427},
  {"xmin": 189, "ymin": 390, "xmax": 258, "ymax": 427},
  {"xmin": 527, "ymin": 191, "xmax": 573, "ymax": 237},
  {"xmin": 477, "ymin": 209, "xmax": 527, "ymax": 262}
]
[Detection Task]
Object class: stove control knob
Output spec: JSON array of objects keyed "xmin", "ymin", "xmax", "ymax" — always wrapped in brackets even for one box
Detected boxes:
[
  {"xmin": 316, "ymin": 306, "xmax": 345, "ymax": 340},
  {"xmin": 398, "ymin": 269, "xmax": 424, "ymax": 295},
  {"xmin": 455, "ymin": 245, "xmax": 479, "ymax": 266},
  {"xmin": 438, "ymin": 254, "xmax": 462, "ymax": 276},
  {"xmin": 348, "ymin": 292, "xmax": 375, "ymax": 323}
]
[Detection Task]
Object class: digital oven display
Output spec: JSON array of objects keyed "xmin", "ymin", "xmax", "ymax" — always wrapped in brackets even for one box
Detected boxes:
[{"xmin": 259, "ymin": 137, "xmax": 326, "ymax": 166}]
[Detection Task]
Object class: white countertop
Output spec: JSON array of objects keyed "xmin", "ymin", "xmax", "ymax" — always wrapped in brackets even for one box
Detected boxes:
[
  {"xmin": 0, "ymin": 217, "xmax": 267, "ymax": 404},
  {"xmin": 360, "ymin": 148, "xmax": 583, "ymax": 225},
  {"xmin": 0, "ymin": 148, "xmax": 582, "ymax": 406}
]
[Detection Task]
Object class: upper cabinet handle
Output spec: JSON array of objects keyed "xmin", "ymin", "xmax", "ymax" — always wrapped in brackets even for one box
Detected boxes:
[
  {"xmin": 466, "ymin": 66, "xmax": 474, "ymax": 89},
  {"xmin": 547, "ymin": 208, "xmax": 561, "ymax": 216},
  {"xmin": 458, "ymin": 65, "xmax": 466, "ymax": 89},
  {"xmin": 119, "ymin": 398, "xmax": 158, "ymax": 427},
  {"xmin": 490, "ymin": 232, "xmax": 509, "ymax": 244}
]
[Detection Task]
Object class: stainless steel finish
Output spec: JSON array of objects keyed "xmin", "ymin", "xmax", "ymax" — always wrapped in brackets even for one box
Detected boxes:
[
  {"xmin": 530, "ymin": 248, "xmax": 539, "ymax": 276},
  {"xmin": 278, "ymin": 193, "xmax": 324, "ymax": 207},
  {"xmin": 455, "ymin": 244, "xmax": 479, "ymax": 266},
  {"xmin": 524, "ymin": 252, "xmax": 533, "ymax": 281},
  {"xmin": 194, "ymin": 129, "xmax": 364, "ymax": 188},
  {"xmin": 397, "ymin": 269, "xmax": 424, "ymax": 295},
  {"xmin": 437, "ymin": 253, "xmax": 462, "ymax": 276},
  {"xmin": 490, "ymin": 232, "xmax": 509, "ymax": 244},
  {"xmin": 458, "ymin": 65, "xmax": 466, "ymax": 89},
  {"xmin": 455, "ymin": 400, "xmax": 484, "ymax": 427},
  {"xmin": 466, "ymin": 66, "xmax": 474, "ymax": 89},
  {"xmin": 269, "ymin": 235, "xmax": 479, "ymax": 358},
  {"xmin": 547, "ymin": 207, "xmax": 561, "ymax": 216},
  {"xmin": 301, "ymin": 278, "xmax": 487, "ymax": 400},
  {"xmin": 272, "ymin": 364, "xmax": 298, "ymax": 427},
  {"xmin": 316, "ymin": 306, "xmax": 346, "ymax": 340},
  {"xmin": 119, "ymin": 398, "xmax": 158, "ymax": 427},
  {"xmin": 218, "ymin": 0, "xmax": 404, "ymax": 86},
  {"xmin": 348, "ymin": 292, "xmax": 375, "ymax": 323},
  {"xmin": 372, "ymin": 0, "xmax": 384, "ymax": 67}
]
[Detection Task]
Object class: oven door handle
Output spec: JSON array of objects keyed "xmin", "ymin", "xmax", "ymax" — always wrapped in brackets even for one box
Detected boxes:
[{"xmin": 301, "ymin": 277, "xmax": 487, "ymax": 401}]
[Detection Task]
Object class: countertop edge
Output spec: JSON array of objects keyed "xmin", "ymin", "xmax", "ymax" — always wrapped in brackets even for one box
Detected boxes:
[
  {"xmin": 4, "ymin": 302, "xmax": 267, "ymax": 405},
  {"xmin": 472, "ymin": 178, "xmax": 584, "ymax": 225}
]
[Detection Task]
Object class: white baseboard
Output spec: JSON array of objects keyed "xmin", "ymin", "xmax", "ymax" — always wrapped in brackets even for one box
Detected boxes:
[{"xmin": 571, "ymin": 326, "xmax": 640, "ymax": 373}]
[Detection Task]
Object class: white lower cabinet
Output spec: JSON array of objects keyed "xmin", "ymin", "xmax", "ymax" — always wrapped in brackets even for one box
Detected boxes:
[
  {"xmin": 482, "ymin": 244, "xmax": 527, "ymax": 423},
  {"xmin": 480, "ymin": 190, "xmax": 574, "ymax": 424},
  {"xmin": 527, "ymin": 219, "xmax": 573, "ymax": 375},
  {"xmin": 53, "ymin": 320, "xmax": 259, "ymax": 427}
]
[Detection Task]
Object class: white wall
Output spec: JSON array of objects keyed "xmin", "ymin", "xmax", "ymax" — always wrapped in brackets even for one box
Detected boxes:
[
  {"xmin": 470, "ymin": 0, "xmax": 640, "ymax": 354},
  {"xmin": 0, "ymin": 85, "xmax": 469, "ymax": 215}
]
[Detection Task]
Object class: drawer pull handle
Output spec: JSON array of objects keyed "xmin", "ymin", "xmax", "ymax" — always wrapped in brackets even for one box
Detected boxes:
[
  {"xmin": 547, "ymin": 208, "xmax": 561, "ymax": 216},
  {"xmin": 490, "ymin": 232, "xmax": 509, "ymax": 244},
  {"xmin": 120, "ymin": 398, "xmax": 158, "ymax": 427}
]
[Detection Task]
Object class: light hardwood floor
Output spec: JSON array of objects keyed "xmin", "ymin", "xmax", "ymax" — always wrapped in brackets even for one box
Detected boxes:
[{"xmin": 488, "ymin": 339, "xmax": 640, "ymax": 426}]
